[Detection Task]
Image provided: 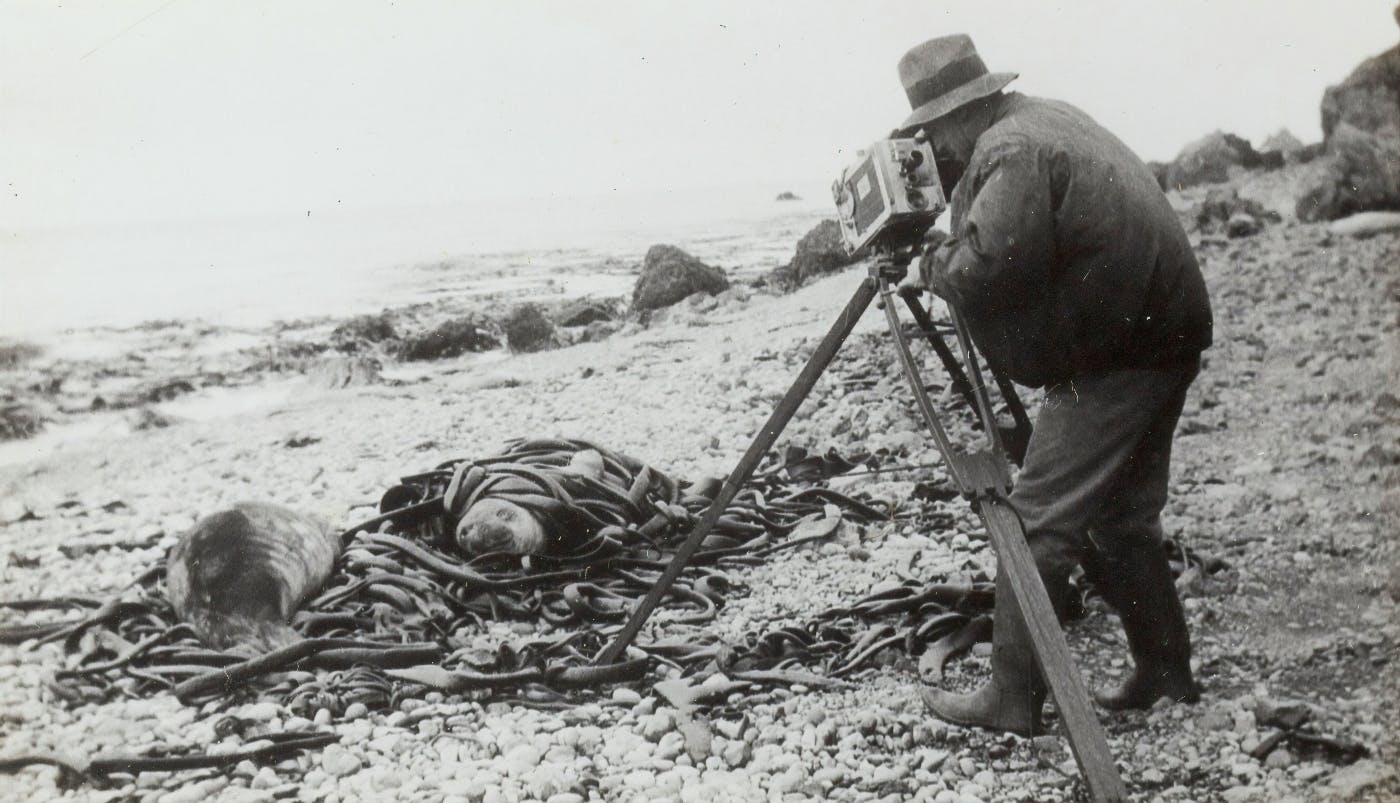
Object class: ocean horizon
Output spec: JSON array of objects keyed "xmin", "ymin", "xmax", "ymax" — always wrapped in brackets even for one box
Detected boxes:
[{"xmin": 0, "ymin": 182, "xmax": 834, "ymax": 339}]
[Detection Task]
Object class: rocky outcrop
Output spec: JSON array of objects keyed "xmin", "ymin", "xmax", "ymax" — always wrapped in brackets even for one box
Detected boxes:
[
  {"xmin": 1163, "ymin": 131, "xmax": 1266, "ymax": 190},
  {"xmin": 1296, "ymin": 123, "xmax": 1400, "ymax": 222},
  {"xmin": 631, "ymin": 245, "xmax": 729, "ymax": 311},
  {"xmin": 1297, "ymin": 10, "xmax": 1400, "ymax": 222},
  {"xmin": 400, "ymin": 316, "xmax": 500, "ymax": 361},
  {"xmin": 502, "ymin": 303, "xmax": 558, "ymax": 353},
  {"xmin": 763, "ymin": 220, "xmax": 862, "ymax": 291},
  {"xmin": 1320, "ymin": 39, "xmax": 1400, "ymax": 142}
]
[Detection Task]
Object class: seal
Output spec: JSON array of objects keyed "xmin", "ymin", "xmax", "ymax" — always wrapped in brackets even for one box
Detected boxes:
[
  {"xmin": 166, "ymin": 501, "xmax": 341, "ymax": 654},
  {"xmin": 454, "ymin": 448, "xmax": 607, "ymax": 555}
]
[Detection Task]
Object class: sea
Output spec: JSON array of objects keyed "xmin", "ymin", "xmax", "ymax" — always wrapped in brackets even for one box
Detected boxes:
[{"xmin": 0, "ymin": 182, "xmax": 834, "ymax": 340}]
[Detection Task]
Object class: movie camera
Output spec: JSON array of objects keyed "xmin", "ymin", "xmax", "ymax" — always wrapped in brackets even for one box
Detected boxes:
[{"xmin": 831, "ymin": 133, "xmax": 946, "ymax": 256}]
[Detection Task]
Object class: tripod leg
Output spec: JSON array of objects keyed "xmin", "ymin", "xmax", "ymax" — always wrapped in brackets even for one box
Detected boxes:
[
  {"xmin": 595, "ymin": 276, "xmax": 881, "ymax": 664},
  {"xmin": 899, "ymin": 293, "xmax": 980, "ymax": 413}
]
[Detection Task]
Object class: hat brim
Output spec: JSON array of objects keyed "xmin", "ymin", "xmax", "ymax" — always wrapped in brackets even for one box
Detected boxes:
[{"xmin": 896, "ymin": 72, "xmax": 1018, "ymax": 136}]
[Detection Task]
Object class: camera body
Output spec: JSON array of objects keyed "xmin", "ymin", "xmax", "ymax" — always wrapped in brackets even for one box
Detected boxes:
[{"xmin": 832, "ymin": 137, "xmax": 946, "ymax": 255}]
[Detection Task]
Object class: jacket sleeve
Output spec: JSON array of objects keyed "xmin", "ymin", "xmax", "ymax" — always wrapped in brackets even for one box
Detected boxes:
[{"xmin": 925, "ymin": 141, "xmax": 1055, "ymax": 310}]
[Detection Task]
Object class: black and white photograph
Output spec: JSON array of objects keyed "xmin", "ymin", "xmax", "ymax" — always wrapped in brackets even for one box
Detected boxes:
[{"xmin": 1, "ymin": 2, "xmax": 1397, "ymax": 801}]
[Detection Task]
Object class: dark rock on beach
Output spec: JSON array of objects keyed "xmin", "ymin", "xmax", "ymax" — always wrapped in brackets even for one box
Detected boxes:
[
  {"xmin": 1296, "ymin": 18, "xmax": 1400, "ymax": 223},
  {"xmin": 1320, "ymin": 25, "xmax": 1400, "ymax": 142},
  {"xmin": 551, "ymin": 297, "xmax": 618, "ymax": 328},
  {"xmin": 331, "ymin": 312, "xmax": 398, "ymax": 351},
  {"xmin": 502, "ymin": 303, "xmax": 559, "ymax": 353},
  {"xmin": 1296, "ymin": 123, "xmax": 1400, "ymax": 222},
  {"xmin": 631, "ymin": 245, "xmax": 729, "ymax": 311},
  {"xmin": 764, "ymin": 219, "xmax": 862, "ymax": 292},
  {"xmin": 399, "ymin": 315, "xmax": 500, "ymax": 361},
  {"xmin": 0, "ymin": 402, "xmax": 44, "ymax": 441}
]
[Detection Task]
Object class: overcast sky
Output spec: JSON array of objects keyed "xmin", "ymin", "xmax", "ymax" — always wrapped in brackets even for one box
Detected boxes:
[{"xmin": 2, "ymin": 1, "xmax": 1395, "ymax": 228}]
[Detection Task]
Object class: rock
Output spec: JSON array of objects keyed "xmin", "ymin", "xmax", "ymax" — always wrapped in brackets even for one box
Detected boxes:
[
  {"xmin": 1323, "ymin": 759, "xmax": 1397, "ymax": 799},
  {"xmin": 721, "ymin": 738, "xmax": 751, "ymax": 768},
  {"xmin": 250, "ymin": 766, "xmax": 280, "ymax": 789},
  {"xmin": 775, "ymin": 191, "xmax": 801, "ymax": 201},
  {"xmin": 1296, "ymin": 123, "xmax": 1400, "ymax": 222},
  {"xmin": 156, "ymin": 778, "xmax": 230, "ymax": 803},
  {"xmin": 306, "ymin": 354, "xmax": 382, "ymax": 388},
  {"xmin": 501, "ymin": 303, "xmax": 558, "ymax": 353},
  {"xmin": 612, "ymin": 688, "xmax": 642, "ymax": 705},
  {"xmin": 1328, "ymin": 210, "xmax": 1400, "ymax": 238},
  {"xmin": 1201, "ymin": 706, "xmax": 1234, "ymax": 731},
  {"xmin": 400, "ymin": 316, "xmax": 500, "ymax": 361},
  {"xmin": 1227, "ymin": 213, "xmax": 1263, "ymax": 239},
  {"xmin": 141, "ymin": 378, "xmax": 197, "ymax": 403},
  {"xmin": 1320, "ymin": 32, "xmax": 1400, "ymax": 142},
  {"xmin": 239, "ymin": 701, "xmax": 281, "ymax": 722},
  {"xmin": 1261, "ymin": 129, "xmax": 1306, "ymax": 162},
  {"xmin": 552, "ymin": 297, "xmax": 618, "ymax": 328},
  {"xmin": 1163, "ymin": 131, "xmax": 1264, "ymax": 190},
  {"xmin": 1264, "ymin": 748, "xmax": 1294, "ymax": 769},
  {"xmin": 319, "ymin": 744, "xmax": 362, "ymax": 777},
  {"xmin": 331, "ymin": 313, "xmax": 398, "ymax": 350},
  {"xmin": 631, "ymin": 245, "xmax": 729, "ymax": 311},
  {"xmin": 765, "ymin": 220, "xmax": 861, "ymax": 291},
  {"xmin": 0, "ymin": 403, "xmax": 44, "ymax": 441},
  {"xmin": 1221, "ymin": 786, "xmax": 1261, "ymax": 803},
  {"xmin": 129, "ymin": 406, "xmax": 178, "ymax": 431},
  {"xmin": 639, "ymin": 710, "xmax": 675, "ymax": 739}
]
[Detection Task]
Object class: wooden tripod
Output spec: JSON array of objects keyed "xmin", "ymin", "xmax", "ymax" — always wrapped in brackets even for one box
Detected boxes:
[{"xmin": 596, "ymin": 259, "xmax": 1128, "ymax": 802}]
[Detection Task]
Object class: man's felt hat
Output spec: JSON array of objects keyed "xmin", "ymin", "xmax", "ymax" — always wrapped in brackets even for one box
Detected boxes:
[{"xmin": 896, "ymin": 34, "xmax": 1017, "ymax": 134}]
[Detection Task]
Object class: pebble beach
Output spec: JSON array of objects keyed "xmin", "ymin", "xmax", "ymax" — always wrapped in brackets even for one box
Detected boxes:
[{"xmin": 1, "ymin": 162, "xmax": 1398, "ymax": 803}]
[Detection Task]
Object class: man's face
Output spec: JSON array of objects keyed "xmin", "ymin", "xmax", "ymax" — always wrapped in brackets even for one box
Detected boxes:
[{"xmin": 922, "ymin": 112, "xmax": 978, "ymax": 196}]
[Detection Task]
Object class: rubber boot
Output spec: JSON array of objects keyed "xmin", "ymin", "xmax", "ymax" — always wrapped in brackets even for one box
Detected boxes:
[
  {"xmin": 920, "ymin": 571, "xmax": 1046, "ymax": 737},
  {"xmin": 1091, "ymin": 543, "xmax": 1200, "ymax": 710}
]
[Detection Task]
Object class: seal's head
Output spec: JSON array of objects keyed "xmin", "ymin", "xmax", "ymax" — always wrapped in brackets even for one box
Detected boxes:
[{"xmin": 455, "ymin": 497, "xmax": 547, "ymax": 555}]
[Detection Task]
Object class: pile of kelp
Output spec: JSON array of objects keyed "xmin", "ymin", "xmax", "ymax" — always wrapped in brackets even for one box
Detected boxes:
[{"xmin": 2, "ymin": 438, "xmax": 1218, "ymax": 720}]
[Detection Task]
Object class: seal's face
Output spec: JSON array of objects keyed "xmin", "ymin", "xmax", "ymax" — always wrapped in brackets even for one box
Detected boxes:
[{"xmin": 455, "ymin": 498, "xmax": 547, "ymax": 555}]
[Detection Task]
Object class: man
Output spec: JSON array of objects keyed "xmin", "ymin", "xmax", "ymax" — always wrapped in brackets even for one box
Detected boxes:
[{"xmin": 894, "ymin": 35, "xmax": 1214, "ymax": 736}]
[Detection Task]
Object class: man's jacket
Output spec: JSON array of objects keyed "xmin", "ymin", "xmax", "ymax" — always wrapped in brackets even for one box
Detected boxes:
[{"xmin": 926, "ymin": 92, "xmax": 1212, "ymax": 389}]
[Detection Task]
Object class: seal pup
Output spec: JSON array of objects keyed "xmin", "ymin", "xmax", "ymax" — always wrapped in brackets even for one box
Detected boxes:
[
  {"xmin": 454, "ymin": 448, "xmax": 607, "ymax": 555},
  {"xmin": 166, "ymin": 501, "xmax": 341, "ymax": 654}
]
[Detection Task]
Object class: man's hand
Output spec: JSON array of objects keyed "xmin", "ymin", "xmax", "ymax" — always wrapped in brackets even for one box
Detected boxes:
[{"xmin": 902, "ymin": 228, "xmax": 951, "ymax": 300}]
